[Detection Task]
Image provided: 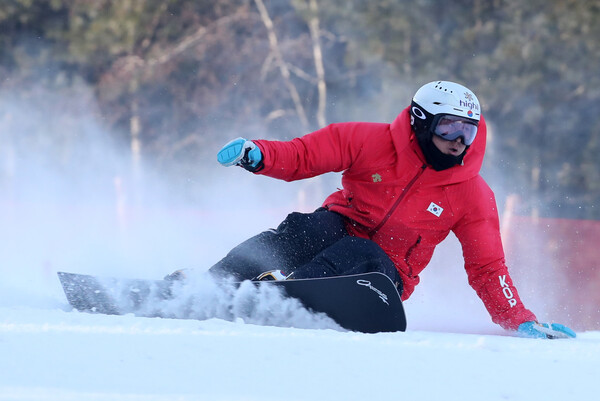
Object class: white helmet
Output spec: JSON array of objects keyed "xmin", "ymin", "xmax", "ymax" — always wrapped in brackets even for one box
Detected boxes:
[
  {"xmin": 410, "ymin": 81, "xmax": 481, "ymax": 146},
  {"xmin": 412, "ymin": 81, "xmax": 481, "ymax": 121}
]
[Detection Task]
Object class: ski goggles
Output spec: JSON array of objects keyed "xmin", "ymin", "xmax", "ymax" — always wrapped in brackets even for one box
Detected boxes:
[{"xmin": 431, "ymin": 114, "xmax": 478, "ymax": 146}]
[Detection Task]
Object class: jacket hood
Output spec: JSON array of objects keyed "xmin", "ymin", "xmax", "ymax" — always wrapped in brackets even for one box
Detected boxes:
[{"xmin": 390, "ymin": 106, "xmax": 487, "ymax": 184}]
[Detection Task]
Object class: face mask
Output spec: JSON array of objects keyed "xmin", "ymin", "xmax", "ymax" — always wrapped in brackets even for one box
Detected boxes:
[{"xmin": 417, "ymin": 134, "xmax": 467, "ymax": 171}]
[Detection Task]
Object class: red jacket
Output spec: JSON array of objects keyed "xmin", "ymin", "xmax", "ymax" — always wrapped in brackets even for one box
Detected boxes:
[{"xmin": 253, "ymin": 107, "xmax": 536, "ymax": 330}]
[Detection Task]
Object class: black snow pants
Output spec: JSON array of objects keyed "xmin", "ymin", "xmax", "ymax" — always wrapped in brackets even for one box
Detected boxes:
[{"xmin": 208, "ymin": 208, "xmax": 403, "ymax": 294}]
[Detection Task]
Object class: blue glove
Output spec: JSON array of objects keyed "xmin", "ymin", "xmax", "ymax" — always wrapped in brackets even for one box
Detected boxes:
[
  {"xmin": 217, "ymin": 137, "xmax": 263, "ymax": 171},
  {"xmin": 517, "ymin": 321, "xmax": 576, "ymax": 339}
]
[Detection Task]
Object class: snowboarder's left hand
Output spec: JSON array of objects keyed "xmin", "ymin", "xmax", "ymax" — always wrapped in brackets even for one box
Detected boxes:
[{"xmin": 517, "ymin": 321, "xmax": 576, "ymax": 339}]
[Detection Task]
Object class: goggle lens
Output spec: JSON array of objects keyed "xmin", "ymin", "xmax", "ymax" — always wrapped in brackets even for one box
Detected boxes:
[{"xmin": 433, "ymin": 115, "xmax": 478, "ymax": 145}]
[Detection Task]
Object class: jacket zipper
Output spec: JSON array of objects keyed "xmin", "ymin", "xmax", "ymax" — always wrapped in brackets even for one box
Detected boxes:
[
  {"xmin": 404, "ymin": 235, "xmax": 422, "ymax": 278},
  {"xmin": 368, "ymin": 163, "xmax": 427, "ymax": 238}
]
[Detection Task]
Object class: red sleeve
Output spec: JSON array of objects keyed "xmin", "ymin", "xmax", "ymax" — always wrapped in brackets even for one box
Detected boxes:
[
  {"xmin": 252, "ymin": 122, "xmax": 388, "ymax": 181},
  {"xmin": 452, "ymin": 178, "xmax": 537, "ymax": 330}
]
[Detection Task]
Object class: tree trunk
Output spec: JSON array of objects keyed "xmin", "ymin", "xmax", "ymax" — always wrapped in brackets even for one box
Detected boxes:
[
  {"xmin": 307, "ymin": 0, "xmax": 327, "ymax": 128},
  {"xmin": 254, "ymin": 0, "xmax": 310, "ymax": 130}
]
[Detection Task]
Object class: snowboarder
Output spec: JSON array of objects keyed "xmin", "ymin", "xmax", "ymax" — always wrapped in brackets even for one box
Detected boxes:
[{"xmin": 174, "ymin": 81, "xmax": 575, "ymax": 339}]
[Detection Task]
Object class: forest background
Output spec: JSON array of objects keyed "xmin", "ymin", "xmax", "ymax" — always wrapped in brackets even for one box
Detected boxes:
[{"xmin": 1, "ymin": 0, "xmax": 599, "ymax": 220}]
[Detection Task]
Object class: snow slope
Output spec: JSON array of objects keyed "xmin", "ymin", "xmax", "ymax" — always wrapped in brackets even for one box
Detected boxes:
[
  {"xmin": 1, "ymin": 242, "xmax": 599, "ymax": 401},
  {"xmin": 1, "ymin": 304, "xmax": 599, "ymax": 401}
]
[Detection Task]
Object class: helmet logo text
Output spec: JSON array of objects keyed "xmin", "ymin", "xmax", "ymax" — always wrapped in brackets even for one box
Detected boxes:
[
  {"xmin": 460, "ymin": 92, "xmax": 479, "ymax": 112},
  {"xmin": 459, "ymin": 100, "xmax": 479, "ymax": 111},
  {"xmin": 461, "ymin": 92, "xmax": 479, "ymax": 112}
]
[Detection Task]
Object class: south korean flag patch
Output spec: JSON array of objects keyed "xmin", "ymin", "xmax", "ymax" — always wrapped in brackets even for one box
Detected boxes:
[{"xmin": 427, "ymin": 202, "xmax": 444, "ymax": 217}]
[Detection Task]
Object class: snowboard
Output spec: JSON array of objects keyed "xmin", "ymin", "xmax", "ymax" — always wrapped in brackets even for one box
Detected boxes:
[{"xmin": 57, "ymin": 271, "xmax": 406, "ymax": 333}]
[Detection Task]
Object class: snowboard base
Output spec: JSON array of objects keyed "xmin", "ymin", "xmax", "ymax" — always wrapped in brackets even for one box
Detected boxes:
[{"xmin": 57, "ymin": 271, "xmax": 406, "ymax": 333}]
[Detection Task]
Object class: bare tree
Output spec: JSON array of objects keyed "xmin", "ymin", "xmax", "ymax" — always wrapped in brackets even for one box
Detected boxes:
[
  {"xmin": 254, "ymin": 0, "xmax": 310, "ymax": 130},
  {"xmin": 306, "ymin": 0, "xmax": 327, "ymax": 128}
]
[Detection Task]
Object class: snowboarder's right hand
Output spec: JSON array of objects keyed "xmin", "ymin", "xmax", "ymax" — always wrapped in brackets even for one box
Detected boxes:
[
  {"xmin": 217, "ymin": 137, "xmax": 263, "ymax": 172},
  {"xmin": 517, "ymin": 321, "xmax": 576, "ymax": 339}
]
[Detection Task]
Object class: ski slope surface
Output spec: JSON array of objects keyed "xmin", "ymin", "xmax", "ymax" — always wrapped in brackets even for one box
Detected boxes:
[{"xmin": 1, "ymin": 268, "xmax": 599, "ymax": 401}]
